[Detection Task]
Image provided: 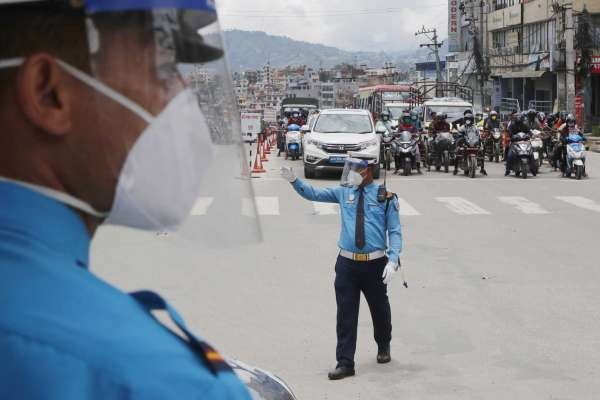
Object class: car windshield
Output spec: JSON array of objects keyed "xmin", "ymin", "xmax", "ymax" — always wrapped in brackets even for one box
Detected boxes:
[
  {"xmin": 314, "ymin": 114, "xmax": 373, "ymax": 134},
  {"xmin": 387, "ymin": 107, "xmax": 405, "ymax": 119},
  {"xmin": 426, "ymin": 106, "xmax": 468, "ymax": 122}
]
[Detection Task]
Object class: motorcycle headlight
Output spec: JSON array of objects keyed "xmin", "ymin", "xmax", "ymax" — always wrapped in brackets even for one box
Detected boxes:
[{"xmin": 359, "ymin": 138, "xmax": 379, "ymax": 150}]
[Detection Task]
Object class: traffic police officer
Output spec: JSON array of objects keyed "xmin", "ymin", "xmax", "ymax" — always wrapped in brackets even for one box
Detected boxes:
[
  {"xmin": 0, "ymin": 1, "xmax": 279, "ymax": 398},
  {"xmin": 281, "ymin": 153, "xmax": 403, "ymax": 380}
]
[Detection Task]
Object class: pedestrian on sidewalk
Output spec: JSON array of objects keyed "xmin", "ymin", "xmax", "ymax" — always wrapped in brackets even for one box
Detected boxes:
[{"xmin": 281, "ymin": 153, "xmax": 403, "ymax": 380}]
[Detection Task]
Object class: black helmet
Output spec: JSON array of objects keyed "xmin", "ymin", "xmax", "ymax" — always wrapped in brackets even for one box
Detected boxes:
[
  {"xmin": 464, "ymin": 109, "xmax": 473, "ymax": 116},
  {"xmin": 566, "ymin": 114, "xmax": 576, "ymax": 125},
  {"xmin": 527, "ymin": 108, "xmax": 537, "ymax": 116}
]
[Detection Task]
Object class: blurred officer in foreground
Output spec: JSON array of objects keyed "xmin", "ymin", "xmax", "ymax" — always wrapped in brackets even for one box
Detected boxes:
[
  {"xmin": 281, "ymin": 154, "xmax": 403, "ymax": 380},
  {"xmin": 0, "ymin": 1, "xmax": 295, "ymax": 399}
]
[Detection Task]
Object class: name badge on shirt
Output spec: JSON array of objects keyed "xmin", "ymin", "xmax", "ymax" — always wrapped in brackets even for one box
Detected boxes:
[{"xmin": 347, "ymin": 193, "xmax": 355, "ymax": 203}]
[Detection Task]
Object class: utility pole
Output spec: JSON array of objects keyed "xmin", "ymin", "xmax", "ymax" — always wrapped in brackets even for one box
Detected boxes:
[
  {"xmin": 415, "ymin": 26, "xmax": 444, "ymax": 95},
  {"xmin": 564, "ymin": 1, "xmax": 576, "ymax": 112}
]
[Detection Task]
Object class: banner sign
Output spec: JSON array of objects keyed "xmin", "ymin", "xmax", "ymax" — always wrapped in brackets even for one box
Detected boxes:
[{"xmin": 448, "ymin": 0, "xmax": 459, "ymax": 52}]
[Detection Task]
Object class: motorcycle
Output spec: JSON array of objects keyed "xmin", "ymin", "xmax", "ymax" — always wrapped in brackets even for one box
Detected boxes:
[
  {"xmin": 285, "ymin": 130, "xmax": 302, "ymax": 161},
  {"xmin": 508, "ymin": 132, "xmax": 537, "ymax": 179},
  {"xmin": 483, "ymin": 128, "xmax": 502, "ymax": 163},
  {"xmin": 530, "ymin": 129, "xmax": 544, "ymax": 168},
  {"xmin": 454, "ymin": 127, "xmax": 484, "ymax": 178},
  {"xmin": 393, "ymin": 131, "xmax": 419, "ymax": 176},
  {"xmin": 565, "ymin": 137, "xmax": 587, "ymax": 180},
  {"xmin": 428, "ymin": 131, "xmax": 454, "ymax": 173},
  {"xmin": 381, "ymin": 130, "xmax": 395, "ymax": 171}
]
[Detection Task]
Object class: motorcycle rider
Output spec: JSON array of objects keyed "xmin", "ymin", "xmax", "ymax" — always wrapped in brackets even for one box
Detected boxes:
[
  {"xmin": 398, "ymin": 111, "xmax": 417, "ymax": 133},
  {"xmin": 411, "ymin": 109, "xmax": 423, "ymax": 132},
  {"xmin": 453, "ymin": 111, "xmax": 487, "ymax": 175},
  {"xmin": 475, "ymin": 112, "xmax": 484, "ymax": 128},
  {"xmin": 505, "ymin": 113, "xmax": 532, "ymax": 176},
  {"xmin": 376, "ymin": 111, "xmax": 394, "ymax": 134},
  {"xmin": 563, "ymin": 117, "xmax": 587, "ymax": 177},
  {"xmin": 396, "ymin": 112, "xmax": 422, "ymax": 174},
  {"xmin": 483, "ymin": 110, "xmax": 501, "ymax": 131},
  {"xmin": 525, "ymin": 109, "xmax": 543, "ymax": 131},
  {"xmin": 451, "ymin": 109, "xmax": 474, "ymax": 130},
  {"xmin": 430, "ymin": 113, "xmax": 451, "ymax": 135}
]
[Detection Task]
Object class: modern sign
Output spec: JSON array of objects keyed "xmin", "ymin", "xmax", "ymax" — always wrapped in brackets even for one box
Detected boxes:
[{"xmin": 448, "ymin": 0, "xmax": 459, "ymax": 52}]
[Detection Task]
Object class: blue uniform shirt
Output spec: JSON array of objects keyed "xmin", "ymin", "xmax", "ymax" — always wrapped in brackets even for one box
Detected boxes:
[
  {"xmin": 292, "ymin": 179, "xmax": 403, "ymax": 262},
  {"xmin": 0, "ymin": 181, "xmax": 251, "ymax": 400}
]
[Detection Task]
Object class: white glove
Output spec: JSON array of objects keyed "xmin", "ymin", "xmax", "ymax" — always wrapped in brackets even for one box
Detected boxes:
[
  {"xmin": 280, "ymin": 166, "xmax": 297, "ymax": 183},
  {"xmin": 382, "ymin": 261, "xmax": 398, "ymax": 285}
]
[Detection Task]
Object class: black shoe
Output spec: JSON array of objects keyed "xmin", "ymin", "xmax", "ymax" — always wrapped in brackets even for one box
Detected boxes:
[
  {"xmin": 377, "ymin": 346, "xmax": 391, "ymax": 364},
  {"xmin": 328, "ymin": 365, "xmax": 355, "ymax": 380},
  {"xmin": 481, "ymin": 169, "xmax": 488, "ymax": 176},
  {"xmin": 453, "ymin": 169, "xmax": 458, "ymax": 176},
  {"xmin": 504, "ymin": 170, "xmax": 510, "ymax": 176}
]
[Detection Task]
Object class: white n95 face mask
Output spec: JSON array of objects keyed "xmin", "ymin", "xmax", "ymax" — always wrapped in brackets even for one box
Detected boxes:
[
  {"xmin": 0, "ymin": 58, "xmax": 213, "ymax": 231},
  {"xmin": 346, "ymin": 170, "xmax": 364, "ymax": 187}
]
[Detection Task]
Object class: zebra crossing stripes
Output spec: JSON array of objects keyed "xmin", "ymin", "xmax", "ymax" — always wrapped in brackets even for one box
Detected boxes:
[
  {"xmin": 253, "ymin": 196, "xmax": 280, "ymax": 216},
  {"xmin": 435, "ymin": 197, "xmax": 491, "ymax": 215},
  {"xmin": 555, "ymin": 196, "xmax": 600, "ymax": 213},
  {"xmin": 397, "ymin": 197, "xmax": 421, "ymax": 216},
  {"xmin": 191, "ymin": 197, "xmax": 214, "ymax": 216},
  {"xmin": 498, "ymin": 196, "xmax": 550, "ymax": 214}
]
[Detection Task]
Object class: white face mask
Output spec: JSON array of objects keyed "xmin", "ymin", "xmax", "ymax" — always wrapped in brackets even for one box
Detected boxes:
[
  {"xmin": 347, "ymin": 170, "xmax": 364, "ymax": 187},
  {"xmin": 0, "ymin": 58, "xmax": 213, "ymax": 230}
]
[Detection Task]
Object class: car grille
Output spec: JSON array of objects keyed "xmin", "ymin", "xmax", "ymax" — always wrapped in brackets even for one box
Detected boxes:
[{"xmin": 322, "ymin": 144, "xmax": 361, "ymax": 153}]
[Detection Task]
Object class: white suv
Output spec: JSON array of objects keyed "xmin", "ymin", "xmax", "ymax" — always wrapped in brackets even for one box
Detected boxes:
[{"xmin": 302, "ymin": 109, "xmax": 381, "ymax": 179}]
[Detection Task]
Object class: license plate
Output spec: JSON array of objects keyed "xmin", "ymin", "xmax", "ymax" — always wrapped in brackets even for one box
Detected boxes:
[{"xmin": 330, "ymin": 156, "xmax": 347, "ymax": 164}]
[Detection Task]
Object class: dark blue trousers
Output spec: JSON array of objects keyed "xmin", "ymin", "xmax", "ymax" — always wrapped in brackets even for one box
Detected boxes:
[{"xmin": 334, "ymin": 255, "xmax": 392, "ymax": 368}]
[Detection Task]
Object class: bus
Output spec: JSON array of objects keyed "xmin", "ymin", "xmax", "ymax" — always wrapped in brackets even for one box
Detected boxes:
[{"xmin": 354, "ymin": 84, "xmax": 415, "ymax": 121}]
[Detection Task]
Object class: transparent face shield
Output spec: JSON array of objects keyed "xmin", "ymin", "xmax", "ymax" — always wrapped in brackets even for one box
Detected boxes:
[
  {"xmin": 340, "ymin": 158, "xmax": 368, "ymax": 187},
  {"xmin": 0, "ymin": 3, "xmax": 260, "ymax": 249}
]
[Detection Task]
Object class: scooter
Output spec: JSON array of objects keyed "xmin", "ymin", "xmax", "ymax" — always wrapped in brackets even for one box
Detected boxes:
[
  {"xmin": 530, "ymin": 129, "xmax": 544, "ymax": 168},
  {"xmin": 508, "ymin": 132, "xmax": 537, "ymax": 179},
  {"xmin": 285, "ymin": 130, "xmax": 302, "ymax": 161},
  {"xmin": 393, "ymin": 131, "xmax": 418, "ymax": 176},
  {"xmin": 565, "ymin": 136, "xmax": 587, "ymax": 180}
]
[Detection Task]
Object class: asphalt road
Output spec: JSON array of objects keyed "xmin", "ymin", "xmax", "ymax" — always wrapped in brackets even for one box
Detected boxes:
[{"xmin": 92, "ymin": 149, "xmax": 600, "ymax": 400}]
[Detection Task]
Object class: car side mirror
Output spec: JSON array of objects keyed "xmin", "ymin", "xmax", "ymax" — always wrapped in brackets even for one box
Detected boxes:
[
  {"xmin": 300, "ymin": 125, "xmax": 310, "ymax": 132},
  {"xmin": 376, "ymin": 128, "xmax": 387, "ymax": 135}
]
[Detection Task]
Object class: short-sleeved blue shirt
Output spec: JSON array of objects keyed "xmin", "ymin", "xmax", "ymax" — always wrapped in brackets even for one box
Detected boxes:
[{"xmin": 0, "ymin": 181, "xmax": 251, "ymax": 399}]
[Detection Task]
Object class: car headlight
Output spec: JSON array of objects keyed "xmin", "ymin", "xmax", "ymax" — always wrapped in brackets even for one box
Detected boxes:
[
  {"xmin": 359, "ymin": 139, "xmax": 379, "ymax": 150},
  {"xmin": 307, "ymin": 138, "xmax": 323, "ymax": 147}
]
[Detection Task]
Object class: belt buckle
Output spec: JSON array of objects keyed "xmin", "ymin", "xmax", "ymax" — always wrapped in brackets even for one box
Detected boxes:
[{"xmin": 354, "ymin": 253, "xmax": 369, "ymax": 262}]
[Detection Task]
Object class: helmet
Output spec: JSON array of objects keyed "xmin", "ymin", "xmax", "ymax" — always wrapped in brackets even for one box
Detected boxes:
[
  {"xmin": 401, "ymin": 111, "xmax": 412, "ymax": 124},
  {"xmin": 287, "ymin": 124, "xmax": 300, "ymax": 131},
  {"xmin": 538, "ymin": 112, "xmax": 546, "ymax": 121},
  {"xmin": 527, "ymin": 108, "xmax": 537, "ymax": 116},
  {"xmin": 566, "ymin": 114, "xmax": 576, "ymax": 125},
  {"xmin": 464, "ymin": 109, "xmax": 473, "ymax": 116},
  {"xmin": 463, "ymin": 111, "xmax": 474, "ymax": 125},
  {"xmin": 380, "ymin": 110, "xmax": 391, "ymax": 121},
  {"xmin": 490, "ymin": 110, "xmax": 498, "ymax": 117}
]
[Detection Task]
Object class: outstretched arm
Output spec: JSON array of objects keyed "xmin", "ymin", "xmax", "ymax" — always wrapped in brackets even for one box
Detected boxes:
[{"xmin": 291, "ymin": 179, "xmax": 341, "ymax": 203}]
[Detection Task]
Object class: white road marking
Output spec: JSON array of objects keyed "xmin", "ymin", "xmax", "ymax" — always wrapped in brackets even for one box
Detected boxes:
[
  {"xmin": 555, "ymin": 196, "xmax": 600, "ymax": 213},
  {"xmin": 312, "ymin": 202, "xmax": 339, "ymax": 215},
  {"xmin": 397, "ymin": 197, "xmax": 421, "ymax": 216},
  {"xmin": 253, "ymin": 196, "xmax": 280, "ymax": 216},
  {"xmin": 497, "ymin": 196, "xmax": 550, "ymax": 214},
  {"xmin": 435, "ymin": 197, "xmax": 491, "ymax": 215},
  {"xmin": 191, "ymin": 197, "xmax": 214, "ymax": 216}
]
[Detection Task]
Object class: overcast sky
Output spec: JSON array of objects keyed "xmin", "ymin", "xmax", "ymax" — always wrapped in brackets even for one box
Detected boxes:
[{"xmin": 217, "ymin": 0, "xmax": 449, "ymax": 52}]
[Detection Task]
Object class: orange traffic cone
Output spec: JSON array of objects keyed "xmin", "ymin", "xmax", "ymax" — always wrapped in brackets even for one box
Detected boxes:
[
  {"xmin": 260, "ymin": 138, "xmax": 268, "ymax": 162},
  {"xmin": 252, "ymin": 142, "xmax": 266, "ymax": 173}
]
